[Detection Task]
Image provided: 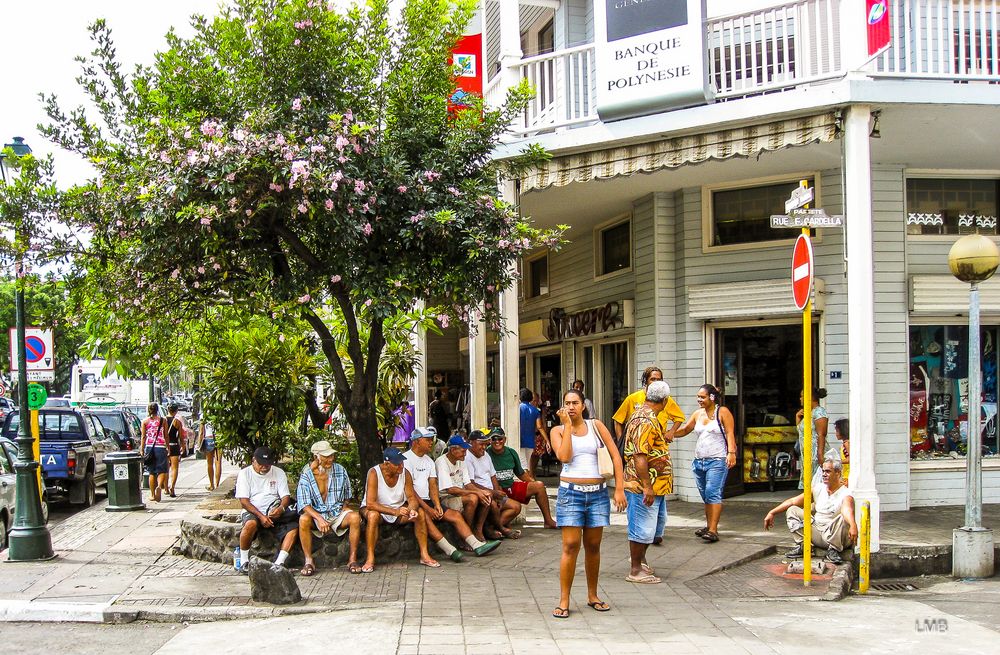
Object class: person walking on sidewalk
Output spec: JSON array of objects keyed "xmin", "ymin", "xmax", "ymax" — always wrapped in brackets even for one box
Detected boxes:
[
  {"xmin": 196, "ymin": 420, "xmax": 222, "ymax": 491},
  {"xmin": 140, "ymin": 403, "xmax": 169, "ymax": 503},
  {"xmin": 763, "ymin": 457, "xmax": 858, "ymax": 564},
  {"xmin": 550, "ymin": 389, "xmax": 626, "ymax": 619},
  {"xmin": 519, "ymin": 388, "xmax": 549, "ymax": 476},
  {"xmin": 621, "ymin": 380, "xmax": 673, "ymax": 584},
  {"xmin": 672, "ymin": 384, "xmax": 737, "ymax": 543},
  {"xmin": 165, "ymin": 404, "xmax": 188, "ymax": 498},
  {"xmin": 296, "ymin": 440, "xmax": 362, "ymax": 576},
  {"xmin": 235, "ymin": 446, "xmax": 300, "ymax": 572}
]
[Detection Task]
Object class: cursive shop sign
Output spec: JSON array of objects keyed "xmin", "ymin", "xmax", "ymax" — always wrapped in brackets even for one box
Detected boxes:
[
  {"xmin": 594, "ymin": 0, "xmax": 711, "ymax": 121},
  {"xmin": 546, "ymin": 302, "xmax": 626, "ymax": 341}
]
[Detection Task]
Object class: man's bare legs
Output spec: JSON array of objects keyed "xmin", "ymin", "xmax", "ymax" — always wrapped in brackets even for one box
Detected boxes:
[{"xmin": 526, "ymin": 481, "xmax": 558, "ymax": 528}]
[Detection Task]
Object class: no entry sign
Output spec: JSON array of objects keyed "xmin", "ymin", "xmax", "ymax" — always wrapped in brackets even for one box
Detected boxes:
[{"xmin": 792, "ymin": 234, "xmax": 814, "ymax": 310}]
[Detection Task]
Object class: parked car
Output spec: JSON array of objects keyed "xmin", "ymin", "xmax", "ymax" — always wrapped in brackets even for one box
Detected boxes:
[
  {"xmin": 0, "ymin": 437, "xmax": 49, "ymax": 551},
  {"xmin": 43, "ymin": 397, "xmax": 72, "ymax": 408},
  {"xmin": 1, "ymin": 409, "xmax": 118, "ymax": 506},
  {"xmin": 88, "ymin": 408, "xmax": 141, "ymax": 451},
  {"xmin": 0, "ymin": 398, "xmax": 16, "ymax": 425}
]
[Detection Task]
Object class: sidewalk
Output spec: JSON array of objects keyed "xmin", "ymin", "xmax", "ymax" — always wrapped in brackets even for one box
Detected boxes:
[{"xmin": 2, "ymin": 458, "xmax": 997, "ymax": 627}]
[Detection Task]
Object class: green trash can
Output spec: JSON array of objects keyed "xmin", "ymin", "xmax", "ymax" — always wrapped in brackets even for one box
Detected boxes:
[{"xmin": 105, "ymin": 451, "xmax": 146, "ymax": 512}]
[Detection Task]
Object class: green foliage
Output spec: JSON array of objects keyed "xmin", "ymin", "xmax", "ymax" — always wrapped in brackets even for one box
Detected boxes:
[{"xmin": 197, "ymin": 317, "xmax": 318, "ymax": 466}]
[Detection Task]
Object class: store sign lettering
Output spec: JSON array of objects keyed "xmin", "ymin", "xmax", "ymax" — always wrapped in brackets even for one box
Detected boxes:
[{"xmin": 546, "ymin": 302, "xmax": 623, "ymax": 341}]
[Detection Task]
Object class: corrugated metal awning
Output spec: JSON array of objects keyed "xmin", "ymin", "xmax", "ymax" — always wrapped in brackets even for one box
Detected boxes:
[
  {"xmin": 522, "ymin": 112, "xmax": 840, "ymax": 192},
  {"xmin": 688, "ymin": 278, "xmax": 826, "ymax": 320},
  {"xmin": 910, "ymin": 275, "xmax": 1000, "ymax": 314}
]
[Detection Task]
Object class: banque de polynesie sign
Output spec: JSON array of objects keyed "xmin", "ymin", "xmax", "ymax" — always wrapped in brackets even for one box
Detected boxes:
[
  {"xmin": 546, "ymin": 302, "xmax": 625, "ymax": 341},
  {"xmin": 595, "ymin": 0, "xmax": 712, "ymax": 121}
]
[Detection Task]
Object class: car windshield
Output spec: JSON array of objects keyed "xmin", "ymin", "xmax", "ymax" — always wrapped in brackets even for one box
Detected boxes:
[
  {"xmin": 2, "ymin": 413, "xmax": 85, "ymax": 440},
  {"xmin": 93, "ymin": 413, "xmax": 125, "ymax": 434}
]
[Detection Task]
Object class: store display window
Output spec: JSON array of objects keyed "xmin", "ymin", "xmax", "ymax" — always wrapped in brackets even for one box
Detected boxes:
[{"xmin": 909, "ymin": 325, "xmax": 1000, "ymax": 460}]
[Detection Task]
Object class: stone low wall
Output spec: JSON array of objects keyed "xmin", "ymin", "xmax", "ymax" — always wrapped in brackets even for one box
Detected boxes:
[{"xmin": 178, "ymin": 510, "xmax": 463, "ymax": 568}]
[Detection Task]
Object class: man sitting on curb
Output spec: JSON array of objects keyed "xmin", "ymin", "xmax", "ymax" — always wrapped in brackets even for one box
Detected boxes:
[
  {"xmin": 235, "ymin": 446, "xmax": 300, "ymax": 573},
  {"xmin": 404, "ymin": 427, "xmax": 501, "ymax": 560},
  {"xmin": 296, "ymin": 440, "xmax": 362, "ymax": 576},
  {"xmin": 487, "ymin": 427, "xmax": 558, "ymax": 529},
  {"xmin": 435, "ymin": 434, "xmax": 496, "ymax": 544},
  {"xmin": 763, "ymin": 457, "xmax": 858, "ymax": 564},
  {"xmin": 361, "ymin": 446, "xmax": 438, "ymax": 572},
  {"xmin": 466, "ymin": 430, "xmax": 522, "ymax": 541}
]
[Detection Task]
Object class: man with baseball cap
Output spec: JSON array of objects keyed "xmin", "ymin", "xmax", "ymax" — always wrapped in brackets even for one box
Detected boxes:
[
  {"xmin": 405, "ymin": 428, "xmax": 500, "ymax": 560},
  {"xmin": 466, "ymin": 430, "xmax": 522, "ymax": 541},
  {"xmin": 488, "ymin": 427, "xmax": 558, "ymax": 529},
  {"xmin": 436, "ymin": 435, "xmax": 495, "ymax": 540},
  {"xmin": 360, "ymin": 446, "xmax": 437, "ymax": 572},
  {"xmin": 296, "ymin": 440, "xmax": 362, "ymax": 575},
  {"xmin": 235, "ymin": 446, "xmax": 300, "ymax": 572}
]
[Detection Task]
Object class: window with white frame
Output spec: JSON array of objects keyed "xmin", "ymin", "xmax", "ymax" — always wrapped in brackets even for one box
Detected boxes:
[
  {"xmin": 597, "ymin": 218, "xmax": 631, "ymax": 277},
  {"xmin": 709, "ymin": 176, "xmax": 816, "ymax": 247},
  {"xmin": 906, "ymin": 177, "xmax": 999, "ymax": 236},
  {"xmin": 524, "ymin": 252, "xmax": 549, "ymax": 299}
]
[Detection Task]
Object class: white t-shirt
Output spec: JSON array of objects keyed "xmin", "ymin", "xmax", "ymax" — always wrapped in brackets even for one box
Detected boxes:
[
  {"xmin": 466, "ymin": 452, "xmax": 496, "ymax": 488},
  {"xmin": 236, "ymin": 465, "xmax": 291, "ymax": 514},
  {"xmin": 402, "ymin": 450, "xmax": 437, "ymax": 500},
  {"xmin": 435, "ymin": 453, "xmax": 470, "ymax": 493},
  {"xmin": 812, "ymin": 481, "xmax": 852, "ymax": 529}
]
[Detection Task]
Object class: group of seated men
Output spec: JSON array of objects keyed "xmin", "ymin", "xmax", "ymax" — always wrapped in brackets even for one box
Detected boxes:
[{"xmin": 235, "ymin": 426, "xmax": 558, "ymax": 575}]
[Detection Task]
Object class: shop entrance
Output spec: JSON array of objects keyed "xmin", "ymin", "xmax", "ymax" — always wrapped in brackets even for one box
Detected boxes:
[
  {"xmin": 715, "ymin": 324, "xmax": 819, "ymax": 496},
  {"xmin": 535, "ymin": 353, "xmax": 562, "ymax": 431}
]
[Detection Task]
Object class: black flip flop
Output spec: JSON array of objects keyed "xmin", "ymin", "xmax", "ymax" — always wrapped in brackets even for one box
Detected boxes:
[
  {"xmin": 552, "ymin": 607, "xmax": 569, "ymax": 619},
  {"xmin": 587, "ymin": 600, "xmax": 611, "ymax": 612}
]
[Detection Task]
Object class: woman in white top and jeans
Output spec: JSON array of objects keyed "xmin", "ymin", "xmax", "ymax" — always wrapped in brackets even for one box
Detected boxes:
[
  {"xmin": 674, "ymin": 384, "xmax": 737, "ymax": 543},
  {"xmin": 550, "ymin": 389, "xmax": 626, "ymax": 619}
]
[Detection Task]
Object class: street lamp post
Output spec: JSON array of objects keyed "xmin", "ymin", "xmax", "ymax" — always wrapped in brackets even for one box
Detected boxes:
[
  {"xmin": 1, "ymin": 136, "xmax": 54, "ymax": 561},
  {"xmin": 948, "ymin": 233, "xmax": 999, "ymax": 578}
]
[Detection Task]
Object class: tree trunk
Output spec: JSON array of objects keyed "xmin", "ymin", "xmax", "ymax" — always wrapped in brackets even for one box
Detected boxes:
[
  {"xmin": 345, "ymin": 399, "xmax": 382, "ymax": 474},
  {"xmin": 304, "ymin": 375, "xmax": 328, "ymax": 430}
]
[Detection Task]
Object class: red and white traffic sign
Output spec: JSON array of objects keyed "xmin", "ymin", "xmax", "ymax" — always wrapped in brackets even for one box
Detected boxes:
[
  {"xmin": 8, "ymin": 327, "xmax": 55, "ymax": 372},
  {"xmin": 791, "ymin": 234, "xmax": 814, "ymax": 311}
]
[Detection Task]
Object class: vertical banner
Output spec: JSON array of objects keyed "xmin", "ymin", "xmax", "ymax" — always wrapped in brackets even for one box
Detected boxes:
[
  {"xmin": 594, "ymin": 0, "xmax": 711, "ymax": 121},
  {"xmin": 448, "ymin": 33, "xmax": 483, "ymax": 114},
  {"xmin": 866, "ymin": 0, "xmax": 891, "ymax": 58}
]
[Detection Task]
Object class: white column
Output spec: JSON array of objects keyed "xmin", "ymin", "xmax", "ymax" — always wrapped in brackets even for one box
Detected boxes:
[
  {"xmin": 498, "ymin": 0, "xmax": 523, "ymax": 91},
  {"xmin": 844, "ymin": 103, "xmax": 880, "ymax": 551},
  {"xmin": 499, "ymin": 181, "xmax": 521, "ymax": 448},
  {"xmin": 468, "ymin": 310, "xmax": 488, "ymax": 431},
  {"xmin": 412, "ymin": 300, "xmax": 428, "ymax": 428}
]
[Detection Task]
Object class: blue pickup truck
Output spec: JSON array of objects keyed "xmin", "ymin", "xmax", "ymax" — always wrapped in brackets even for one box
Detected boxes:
[{"xmin": 1, "ymin": 409, "xmax": 118, "ymax": 506}]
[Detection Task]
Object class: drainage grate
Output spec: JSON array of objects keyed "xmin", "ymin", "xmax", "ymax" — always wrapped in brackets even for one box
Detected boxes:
[{"xmin": 870, "ymin": 582, "xmax": 918, "ymax": 592}]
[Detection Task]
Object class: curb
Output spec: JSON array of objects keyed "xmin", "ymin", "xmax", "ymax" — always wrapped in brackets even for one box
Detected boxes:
[
  {"xmin": 700, "ymin": 543, "xmax": 778, "ymax": 576},
  {"xmin": 0, "ymin": 599, "xmax": 114, "ymax": 623},
  {"xmin": 823, "ymin": 562, "xmax": 854, "ymax": 601}
]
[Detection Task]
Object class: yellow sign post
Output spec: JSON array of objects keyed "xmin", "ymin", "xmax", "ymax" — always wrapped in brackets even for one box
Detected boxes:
[
  {"xmin": 801, "ymin": 232, "xmax": 813, "ymax": 586},
  {"xmin": 30, "ymin": 409, "xmax": 42, "ymax": 496}
]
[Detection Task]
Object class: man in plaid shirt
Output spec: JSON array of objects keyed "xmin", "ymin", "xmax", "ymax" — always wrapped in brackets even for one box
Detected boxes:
[{"xmin": 297, "ymin": 440, "xmax": 362, "ymax": 575}]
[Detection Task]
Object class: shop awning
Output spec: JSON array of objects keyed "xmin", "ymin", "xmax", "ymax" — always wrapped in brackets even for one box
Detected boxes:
[
  {"xmin": 688, "ymin": 278, "xmax": 826, "ymax": 320},
  {"xmin": 521, "ymin": 112, "xmax": 840, "ymax": 193},
  {"xmin": 910, "ymin": 275, "xmax": 1000, "ymax": 314}
]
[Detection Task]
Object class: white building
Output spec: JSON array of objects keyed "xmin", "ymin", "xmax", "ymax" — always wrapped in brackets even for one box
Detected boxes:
[{"xmin": 417, "ymin": 0, "xmax": 1000, "ymax": 543}]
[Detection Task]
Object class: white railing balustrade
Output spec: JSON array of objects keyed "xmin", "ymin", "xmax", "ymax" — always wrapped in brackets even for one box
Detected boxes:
[{"xmin": 516, "ymin": 43, "xmax": 598, "ymax": 133}]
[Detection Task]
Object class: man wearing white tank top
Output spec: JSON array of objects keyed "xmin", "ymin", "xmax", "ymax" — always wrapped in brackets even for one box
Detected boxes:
[{"xmin": 360, "ymin": 447, "xmax": 438, "ymax": 572}]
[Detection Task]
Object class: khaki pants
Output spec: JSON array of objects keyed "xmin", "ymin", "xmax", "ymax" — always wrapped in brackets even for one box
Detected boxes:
[{"xmin": 786, "ymin": 505, "xmax": 851, "ymax": 551}]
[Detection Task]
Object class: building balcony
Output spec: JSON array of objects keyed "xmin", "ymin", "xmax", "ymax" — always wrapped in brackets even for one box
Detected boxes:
[{"xmin": 486, "ymin": 0, "xmax": 1000, "ymax": 137}]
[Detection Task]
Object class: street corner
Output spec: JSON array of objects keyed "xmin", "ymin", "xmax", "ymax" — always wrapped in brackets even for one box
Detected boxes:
[{"xmin": 686, "ymin": 551, "xmax": 849, "ymax": 602}]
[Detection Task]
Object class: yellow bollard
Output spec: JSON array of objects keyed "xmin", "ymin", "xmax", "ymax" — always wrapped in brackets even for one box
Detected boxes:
[{"xmin": 859, "ymin": 501, "xmax": 871, "ymax": 594}]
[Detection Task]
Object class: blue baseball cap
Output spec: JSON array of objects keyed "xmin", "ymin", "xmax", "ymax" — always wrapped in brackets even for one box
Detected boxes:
[
  {"xmin": 447, "ymin": 435, "xmax": 470, "ymax": 450},
  {"xmin": 383, "ymin": 446, "xmax": 406, "ymax": 464},
  {"xmin": 410, "ymin": 426, "xmax": 437, "ymax": 441}
]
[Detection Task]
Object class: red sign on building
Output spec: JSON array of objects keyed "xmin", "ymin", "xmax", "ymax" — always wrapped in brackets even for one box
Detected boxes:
[
  {"xmin": 448, "ymin": 33, "xmax": 483, "ymax": 114},
  {"xmin": 866, "ymin": 0, "xmax": 891, "ymax": 57},
  {"xmin": 791, "ymin": 234, "xmax": 814, "ymax": 311}
]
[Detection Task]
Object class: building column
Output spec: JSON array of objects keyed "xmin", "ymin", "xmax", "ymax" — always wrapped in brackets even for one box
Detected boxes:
[
  {"xmin": 468, "ymin": 309, "xmax": 488, "ymax": 431},
  {"xmin": 498, "ymin": 0, "xmax": 523, "ymax": 92},
  {"xmin": 412, "ymin": 300, "xmax": 429, "ymax": 428},
  {"xmin": 844, "ymin": 103, "xmax": 880, "ymax": 551},
  {"xmin": 500, "ymin": 266, "xmax": 521, "ymax": 449}
]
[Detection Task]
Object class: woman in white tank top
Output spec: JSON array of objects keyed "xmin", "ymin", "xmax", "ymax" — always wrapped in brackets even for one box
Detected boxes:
[
  {"xmin": 549, "ymin": 389, "xmax": 626, "ymax": 619},
  {"xmin": 360, "ymin": 447, "xmax": 438, "ymax": 572}
]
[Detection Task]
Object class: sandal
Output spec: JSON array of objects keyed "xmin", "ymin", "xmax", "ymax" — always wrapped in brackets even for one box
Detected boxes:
[
  {"xmin": 587, "ymin": 600, "xmax": 611, "ymax": 612},
  {"xmin": 700, "ymin": 531, "xmax": 720, "ymax": 543},
  {"xmin": 301, "ymin": 563, "xmax": 316, "ymax": 577},
  {"xmin": 420, "ymin": 559, "xmax": 442, "ymax": 568},
  {"xmin": 552, "ymin": 607, "xmax": 569, "ymax": 619},
  {"xmin": 641, "ymin": 563, "xmax": 655, "ymax": 575},
  {"xmin": 347, "ymin": 562, "xmax": 362, "ymax": 575},
  {"xmin": 625, "ymin": 573, "xmax": 662, "ymax": 584},
  {"xmin": 694, "ymin": 527, "xmax": 709, "ymax": 537}
]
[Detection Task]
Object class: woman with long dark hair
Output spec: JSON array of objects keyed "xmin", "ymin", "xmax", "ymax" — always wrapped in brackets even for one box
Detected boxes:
[{"xmin": 797, "ymin": 388, "xmax": 829, "ymax": 489}]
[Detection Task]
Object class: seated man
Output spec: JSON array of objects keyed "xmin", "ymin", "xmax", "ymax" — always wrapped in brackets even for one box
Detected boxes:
[
  {"xmin": 296, "ymin": 440, "xmax": 362, "ymax": 576},
  {"xmin": 435, "ymin": 434, "xmax": 496, "ymax": 542},
  {"xmin": 404, "ymin": 428, "xmax": 501, "ymax": 560},
  {"xmin": 235, "ymin": 446, "xmax": 299, "ymax": 572},
  {"xmin": 487, "ymin": 427, "xmax": 557, "ymax": 529},
  {"xmin": 360, "ymin": 446, "xmax": 437, "ymax": 572},
  {"xmin": 465, "ymin": 430, "xmax": 522, "ymax": 540},
  {"xmin": 763, "ymin": 458, "xmax": 858, "ymax": 564}
]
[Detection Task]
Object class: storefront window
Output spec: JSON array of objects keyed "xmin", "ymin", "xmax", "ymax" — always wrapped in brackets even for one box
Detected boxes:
[
  {"xmin": 711, "ymin": 177, "xmax": 815, "ymax": 246},
  {"xmin": 601, "ymin": 342, "xmax": 629, "ymax": 421},
  {"xmin": 906, "ymin": 178, "xmax": 999, "ymax": 236},
  {"xmin": 528, "ymin": 255, "xmax": 548, "ymax": 298},
  {"xmin": 909, "ymin": 325, "xmax": 1000, "ymax": 460}
]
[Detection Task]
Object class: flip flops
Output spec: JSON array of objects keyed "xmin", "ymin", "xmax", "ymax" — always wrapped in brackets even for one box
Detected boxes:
[
  {"xmin": 347, "ymin": 562, "xmax": 362, "ymax": 574},
  {"xmin": 552, "ymin": 607, "xmax": 569, "ymax": 619},
  {"xmin": 301, "ymin": 562, "xmax": 316, "ymax": 577},
  {"xmin": 420, "ymin": 559, "xmax": 442, "ymax": 568},
  {"xmin": 587, "ymin": 600, "xmax": 611, "ymax": 612},
  {"xmin": 625, "ymin": 573, "xmax": 662, "ymax": 584}
]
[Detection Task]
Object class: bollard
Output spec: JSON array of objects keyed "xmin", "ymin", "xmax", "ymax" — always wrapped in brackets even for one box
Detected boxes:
[{"xmin": 859, "ymin": 500, "xmax": 871, "ymax": 593}]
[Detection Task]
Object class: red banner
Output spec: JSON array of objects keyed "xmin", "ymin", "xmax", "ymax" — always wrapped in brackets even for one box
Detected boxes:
[
  {"xmin": 448, "ymin": 33, "xmax": 483, "ymax": 114},
  {"xmin": 866, "ymin": 0, "xmax": 891, "ymax": 57}
]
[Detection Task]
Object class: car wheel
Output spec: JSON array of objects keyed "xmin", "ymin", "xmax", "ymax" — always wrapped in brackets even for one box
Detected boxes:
[
  {"xmin": 75, "ymin": 471, "xmax": 96, "ymax": 507},
  {"xmin": 41, "ymin": 493, "xmax": 49, "ymax": 524},
  {"xmin": 0, "ymin": 517, "xmax": 7, "ymax": 552}
]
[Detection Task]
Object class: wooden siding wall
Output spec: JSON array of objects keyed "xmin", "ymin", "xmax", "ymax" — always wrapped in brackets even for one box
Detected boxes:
[{"xmin": 427, "ymin": 325, "xmax": 463, "ymax": 373}]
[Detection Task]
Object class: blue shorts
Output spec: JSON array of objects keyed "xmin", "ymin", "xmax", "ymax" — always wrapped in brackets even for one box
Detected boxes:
[
  {"xmin": 202, "ymin": 438, "xmax": 217, "ymax": 453},
  {"xmin": 692, "ymin": 458, "xmax": 728, "ymax": 505},
  {"xmin": 556, "ymin": 482, "xmax": 610, "ymax": 528},
  {"xmin": 144, "ymin": 446, "xmax": 168, "ymax": 475},
  {"xmin": 625, "ymin": 492, "xmax": 668, "ymax": 544}
]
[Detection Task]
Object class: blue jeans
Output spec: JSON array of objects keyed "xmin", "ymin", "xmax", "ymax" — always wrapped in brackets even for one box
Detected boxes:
[
  {"xmin": 625, "ymin": 492, "xmax": 667, "ymax": 544},
  {"xmin": 692, "ymin": 458, "xmax": 728, "ymax": 504},
  {"xmin": 556, "ymin": 483, "xmax": 610, "ymax": 528}
]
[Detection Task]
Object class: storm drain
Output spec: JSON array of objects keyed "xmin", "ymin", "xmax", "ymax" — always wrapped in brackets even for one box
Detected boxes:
[{"xmin": 870, "ymin": 582, "xmax": 918, "ymax": 592}]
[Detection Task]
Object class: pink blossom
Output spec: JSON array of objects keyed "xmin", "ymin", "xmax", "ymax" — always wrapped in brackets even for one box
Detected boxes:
[
  {"xmin": 362, "ymin": 203, "xmax": 370, "ymax": 213},
  {"xmin": 398, "ymin": 185, "xmax": 408, "ymax": 193},
  {"xmin": 275, "ymin": 134, "xmax": 286, "ymax": 146},
  {"xmin": 200, "ymin": 217, "xmax": 213, "ymax": 226},
  {"xmin": 170, "ymin": 269, "xmax": 180, "ymax": 280},
  {"xmin": 354, "ymin": 180, "xmax": 365, "ymax": 194},
  {"xmin": 447, "ymin": 186, "xmax": 461, "ymax": 196},
  {"xmin": 344, "ymin": 110, "xmax": 353, "ymax": 121},
  {"xmin": 324, "ymin": 199, "xmax": 334, "ymax": 210},
  {"xmin": 269, "ymin": 182, "xmax": 284, "ymax": 192},
  {"xmin": 330, "ymin": 275, "xmax": 341, "ymax": 284},
  {"xmin": 298, "ymin": 294, "xmax": 311, "ymax": 304},
  {"xmin": 498, "ymin": 239, "xmax": 509, "ymax": 249},
  {"xmin": 225, "ymin": 172, "xmax": 236, "ymax": 182},
  {"xmin": 159, "ymin": 151, "xmax": 171, "ymax": 163},
  {"xmin": 331, "ymin": 171, "xmax": 344, "ymax": 182},
  {"xmin": 335, "ymin": 135, "xmax": 349, "ymax": 151},
  {"xmin": 437, "ymin": 314, "xmax": 450, "ymax": 329},
  {"xmin": 153, "ymin": 354, "xmax": 161, "ymax": 361},
  {"xmin": 394, "ymin": 281, "xmax": 402, "ymax": 288},
  {"xmin": 423, "ymin": 170, "xmax": 441, "ymax": 181},
  {"xmin": 364, "ymin": 299, "xmax": 373, "ymax": 307},
  {"xmin": 298, "ymin": 203, "xmax": 309, "ymax": 214},
  {"xmin": 294, "ymin": 39, "xmax": 301, "ymax": 46},
  {"xmin": 362, "ymin": 223, "xmax": 373, "ymax": 236},
  {"xmin": 292, "ymin": 98, "xmax": 302, "ymax": 111},
  {"xmin": 290, "ymin": 160, "xmax": 310, "ymax": 185},
  {"xmin": 193, "ymin": 281, "xmax": 200, "ymax": 288},
  {"xmin": 213, "ymin": 263, "xmax": 221, "ymax": 270},
  {"xmin": 279, "ymin": 334, "xmax": 286, "ymax": 342},
  {"xmin": 197, "ymin": 266, "xmax": 206, "ymax": 274}
]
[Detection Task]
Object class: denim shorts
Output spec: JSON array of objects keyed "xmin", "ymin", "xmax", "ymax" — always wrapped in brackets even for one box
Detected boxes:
[
  {"xmin": 625, "ymin": 492, "xmax": 667, "ymax": 544},
  {"xmin": 692, "ymin": 458, "xmax": 728, "ymax": 504},
  {"xmin": 144, "ymin": 446, "xmax": 168, "ymax": 475},
  {"xmin": 556, "ymin": 482, "xmax": 610, "ymax": 528}
]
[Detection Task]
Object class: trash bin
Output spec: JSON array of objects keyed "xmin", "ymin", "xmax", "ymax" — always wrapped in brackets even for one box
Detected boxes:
[{"xmin": 105, "ymin": 451, "xmax": 146, "ymax": 512}]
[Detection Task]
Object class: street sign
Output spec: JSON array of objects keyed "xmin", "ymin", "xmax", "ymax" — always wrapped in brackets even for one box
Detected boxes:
[
  {"xmin": 27, "ymin": 371, "xmax": 55, "ymax": 382},
  {"xmin": 770, "ymin": 208, "xmax": 844, "ymax": 229},
  {"xmin": 792, "ymin": 234, "xmax": 814, "ymax": 311},
  {"xmin": 785, "ymin": 185, "xmax": 814, "ymax": 213},
  {"xmin": 8, "ymin": 327, "xmax": 55, "ymax": 372},
  {"xmin": 0, "ymin": 382, "xmax": 6, "ymax": 396},
  {"xmin": 27, "ymin": 383, "xmax": 47, "ymax": 410}
]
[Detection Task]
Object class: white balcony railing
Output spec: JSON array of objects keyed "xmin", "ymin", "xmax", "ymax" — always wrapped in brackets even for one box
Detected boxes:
[{"xmin": 497, "ymin": 0, "xmax": 1000, "ymax": 136}]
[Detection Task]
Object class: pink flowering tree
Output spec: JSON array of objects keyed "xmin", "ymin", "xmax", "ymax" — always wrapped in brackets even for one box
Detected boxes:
[{"xmin": 43, "ymin": 0, "xmax": 561, "ymax": 471}]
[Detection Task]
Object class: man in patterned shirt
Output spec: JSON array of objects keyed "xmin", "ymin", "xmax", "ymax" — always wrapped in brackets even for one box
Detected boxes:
[{"xmin": 297, "ymin": 440, "xmax": 362, "ymax": 575}]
